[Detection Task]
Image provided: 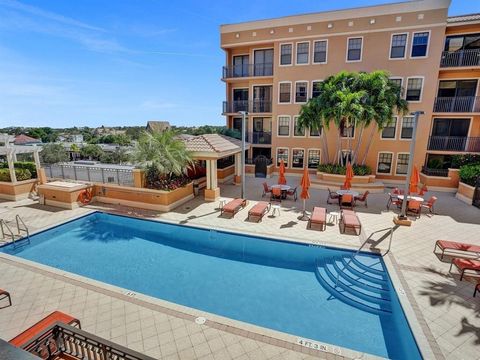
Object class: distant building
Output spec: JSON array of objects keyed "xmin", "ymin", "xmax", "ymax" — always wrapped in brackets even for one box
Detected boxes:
[
  {"xmin": 70, "ymin": 134, "xmax": 84, "ymax": 143},
  {"xmin": 14, "ymin": 134, "xmax": 42, "ymax": 146},
  {"xmin": 146, "ymin": 121, "xmax": 171, "ymax": 133}
]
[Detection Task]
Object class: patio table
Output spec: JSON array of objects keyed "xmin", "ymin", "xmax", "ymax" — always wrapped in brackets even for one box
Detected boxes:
[
  {"xmin": 336, "ymin": 189, "xmax": 359, "ymax": 197},
  {"xmin": 397, "ymin": 195, "xmax": 424, "ymax": 202},
  {"xmin": 271, "ymin": 185, "xmax": 291, "ymax": 199}
]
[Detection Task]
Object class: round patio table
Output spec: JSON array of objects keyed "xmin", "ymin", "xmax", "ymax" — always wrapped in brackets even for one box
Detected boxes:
[
  {"xmin": 271, "ymin": 184, "xmax": 291, "ymax": 199},
  {"xmin": 336, "ymin": 189, "xmax": 359, "ymax": 197},
  {"xmin": 397, "ymin": 195, "xmax": 424, "ymax": 202}
]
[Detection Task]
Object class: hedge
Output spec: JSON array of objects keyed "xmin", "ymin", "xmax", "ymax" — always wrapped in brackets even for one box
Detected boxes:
[
  {"xmin": 0, "ymin": 161, "xmax": 37, "ymax": 178},
  {"xmin": 459, "ymin": 163, "xmax": 480, "ymax": 187},
  {"xmin": 317, "ymin": 163, "xmax": 372, "ymax": 176},
  {"xmin": 0, "ymin": 168, "xmax": 32, "ymax": 182}
]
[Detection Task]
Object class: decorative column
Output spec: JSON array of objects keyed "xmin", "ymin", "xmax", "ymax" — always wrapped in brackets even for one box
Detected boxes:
[
  {"xmin": 234, "ymin": 152, "xmax": 242, "ymax": 184},
  {"xmin": 6, "ymin": 149, "xmax": 16, "ymax": 183},
  {"xmin": 204, "ymin": 159, "xmax": 220, "ymax": 201}
]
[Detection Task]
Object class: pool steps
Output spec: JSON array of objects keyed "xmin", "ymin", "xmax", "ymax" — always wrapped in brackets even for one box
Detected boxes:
[{"xmin": 315, "ymin": 254, "xmax": 392, "ymax": 315}]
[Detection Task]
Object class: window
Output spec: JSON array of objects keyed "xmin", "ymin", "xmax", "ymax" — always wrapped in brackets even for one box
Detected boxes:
[
  {"xmin": 308, "ymin": 149, "xmax": 321, "ymax": 169},
  {"xmin": 309, "ymin": 127, "xmax": 321, "ymax": 136},
  {"xmin": 313, "ymin": 40, "xmax": 327, "ymax": 63},
  {"xmin": 401, "ymin": 116, "xmax": 414, "ymax": 139},
  {"xmin": 312, "ymin": 81, "xmax": 322, "ymax": 98},
  {"xmin": 396, "ymin": 154, "xmax": 409, "ymax": 175},
  {"xmin": 295, "ymin": 82, "xmax": 308, "ymax": 103},
  {"xmin": 277, "ymin": 116, "xmax": 290, "ymax": 136},
  {"xmin": 406, "ymin": 78, "xmax": 423, "ymax": 101},
  {"xmin": 296, "ymin": 42, "xmax": 309, "ymax": 64},
  {"xmin": 279, "ymin": 83, "xmax": 291, "ymax": 103},
  {"xmin": 411, "ymin": 32, "xmax": 429, "ymax": 57},
  {"xmin": 381, "ymin": 117, "xmax": 397, "ymax": 139},
  {"xmin": 340, "ymin": 150, "xmax": 352, "ymax": 164},
  {"xmin": 390, "ymin": 34, "xmax": 407, "ymax": 59},
  {"xmin": 341, "ymin": 123, "xmax": 355, "ymax": 138},
  {"xmin": 293, "ymin": 116, "xmax": 305, "ymax": 137},
  {"xmin": 377, "ymin": 152, "xmax": 393, "ymax": 174},
  {"xmin": 280, "ymin": 44, "xmax": 292, "ymax": 65},
  {"xmin": 232, "ymin": 55, "xmax": 249, "ymax": 77},
  {"xmin": 277, "ymin": 148, "xmax": 289, "ymax": 167},
  {"xmin": 347, "ymin": 37, "xmax": 362, "ymax": 61},
  {"xmin": 292, "ymin": 149, "xmax": 305, "ymax": 168},
  {"xmin": 390, "ymin": 78, "xmax": 403, "ymax": 97}
]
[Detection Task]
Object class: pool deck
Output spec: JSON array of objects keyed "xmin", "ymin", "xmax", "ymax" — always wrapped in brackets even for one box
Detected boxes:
[{"xmin": 0, "ymin": 176, "xmax": 479, "ymax": 359}]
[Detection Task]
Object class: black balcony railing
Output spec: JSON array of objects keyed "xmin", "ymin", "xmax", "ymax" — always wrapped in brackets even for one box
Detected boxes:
[
  {"xmin": 249, "ymin": 131, "xmax": 272, "ymax": 144},
  {"xmin": 433, "ymin": 96, "xmax": 480, "ymax": 113},
  {"xmin": 223, "ymin": 100, "xmax": 272, "ymax": 113},
  {"xmin": 245, "ymin": 158, "xmax": 273, "ymax": 165},
  {"xmin": 440, "ymin": 49, "xmax": 480, "ymax": 67},
  {"xmin": 421, "ymin": 166, "xmax": 449, "ymax": 177},
  {"xmin": 222, "ymin": 63, "xmax": 273, "ymax": 78},
  {"xmin": 427, "ymin": 136, "xmax": 480, "ymax": 152}
]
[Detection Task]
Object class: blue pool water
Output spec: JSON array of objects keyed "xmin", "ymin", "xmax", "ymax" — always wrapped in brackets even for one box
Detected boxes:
[{"xmin": 1, "ymin": 212, "xmax": 421, "ymax": 359}]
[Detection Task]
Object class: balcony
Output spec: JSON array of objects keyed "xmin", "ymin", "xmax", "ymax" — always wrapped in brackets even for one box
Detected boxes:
[
  {"xmin": 433, "ymin": 96, "xmax": 480, "ymax": 113},
  {"xmin": 427, "ymin": 136, "xmax": 480, "ymax": 152},
  {"xmin": 249, "ymin": 131, "xmax": 272, "ymax": 144},
  {"xmin": 223, "ymin": 100, "xmax": 272, "ymax": 114},
  {"xmin": 440, "ymin": 49, "xmax": 480, "ymax": 67},
  {"xmin": 222, "ymin": 63, "xmax": 273, "ymax": 79},
  {"xmin": 421, "ymin": 166, "xmax": 449, "ymax": 177}
]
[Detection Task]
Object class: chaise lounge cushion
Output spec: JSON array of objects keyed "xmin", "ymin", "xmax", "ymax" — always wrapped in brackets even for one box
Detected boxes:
[
  {"xmin": 223, "ymin": 198, "xmax": 245, "ymax": 213},
  {"xmin": 453, "ymin": 258, "xmax": 480, "ymax": 271},
  {"xmin": 249, "ymin": 202, "xmax": 269, "ymax": 216},
  {"xmin": 436, "ymin": 240, "xmax": 480, "ymax": 254},
  {"xmin": 310, "ymin": 207, "xmax": 326, "ymax": 223}
]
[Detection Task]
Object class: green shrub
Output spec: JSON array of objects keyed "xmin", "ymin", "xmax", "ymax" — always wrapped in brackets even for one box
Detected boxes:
[
  {"xmin": 459, "ymin": 164, "xmax": 480, "ymax": 187},
  {"xmin": 427, "ymin": 158, "xmax": 444, "ymax": 169},
  {"xmin": 0, "ymin": 162, "xmax": 37, "ymax": 178},
  {"xmin": 0, "ymin": 168, "xmax": 32, "ymax": 182},
  {"xmin": 317, "ymin": 163, "xmax": 372, "ymax": 176},
  {"xmin": 451, "ymin": 154, "xmax": 480, "ymax": 169}
]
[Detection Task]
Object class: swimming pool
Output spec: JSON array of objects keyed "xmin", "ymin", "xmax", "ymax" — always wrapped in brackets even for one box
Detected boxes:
[{"xmin": 1, "ymin": 212, "xmax": 421, "ymax": 358}]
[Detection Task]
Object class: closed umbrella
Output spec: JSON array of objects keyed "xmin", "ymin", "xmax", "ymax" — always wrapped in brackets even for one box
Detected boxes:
[
  {"xmin": 410, "ymin": 165, "xmax": 420, "ymax": 194},
  {"xmin": 343, "ymin": 162, "xmax": 353, "ymax": 190},
  {"xmin": 278, "ymin": 159, "xmax": 287, "ymax": 185},
  {"xmin": 299, "ymin": 166, "xmax": 311, "ymax": 220}
]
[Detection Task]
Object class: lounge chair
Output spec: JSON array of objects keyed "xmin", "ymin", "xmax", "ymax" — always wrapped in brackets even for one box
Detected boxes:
[
  {"xmin": 220, "ymin": 198, "xmax": 247, "ymax": 217},
  {"xmin": 248, "ymin": 202, "xmax": 271, "ymax": 222},
  {"xmin": 354, "ymin": 191, "xmax": 369, "ymax": 207},
  {"xmin": 340, "ymin": 209, "xmax": 362, "ymax": 235},
  {"xmin": 340, "ymin": 194, "xmax": 354, "ymax": 209},
  {"xmin": 0, "ymin": 289, "xmax": 11, "ymax": 308},
  {"xmin": 422, "ymin": 196, "xmax": 437, "ymax": 214},
  {"xmin": 9, "ymin": 311, "xmax": 81, "ymax": 347},
  {"xmin": 407, "ymin": 200, "xmax": 422, "ymax": 218},
  {"xmin": 327, "ymin": 188, "xmax": 339, "ymax": 205},
  {"xmin": 286, "ymin": 186, "xmax": 298, "ymax": 201},
  {"xmin": 434, "ymin": 240, "xmax": 480, "ymax": 260},
  {"xmin": 449, "ymin": 258, "xmax": 480, "ymax": 281},
  {"xmin": 475, "ymin": 282, "xmax": 480, "ymax": 297},
  {"xmin": 262, "ymin": 182, "xmax": 272, "ymax": 197},
  {"xmin": 307, "ymin": 207, "xmax": 327, "ymax": 231},
  {"xmin": 271, "ymin": 187, "xmax": 282, "ymax": 201}
]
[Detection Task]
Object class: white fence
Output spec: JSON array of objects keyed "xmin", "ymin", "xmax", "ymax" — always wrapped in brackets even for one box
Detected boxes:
[{"xmin": 43, "ymin": 164, "xmax": 134, "ymax": 187}]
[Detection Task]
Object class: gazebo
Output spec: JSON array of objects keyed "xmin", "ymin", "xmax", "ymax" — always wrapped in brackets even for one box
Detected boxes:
[
  {"xmin": 184, "ymin": 134, "xmax": 250, "ymax": 201},
  {"xmin": 0, "ymin": 134, "xmax": 43, "ymax": 183}
]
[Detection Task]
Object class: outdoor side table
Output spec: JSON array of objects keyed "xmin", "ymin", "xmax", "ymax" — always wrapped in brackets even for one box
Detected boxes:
[
  {"xmin": 271, "ymin": 204, "xmax": 281, "ymax": 216},
  {"xmin": 329, "ymin": 211, "xmax": 340, "ymax": 224}
]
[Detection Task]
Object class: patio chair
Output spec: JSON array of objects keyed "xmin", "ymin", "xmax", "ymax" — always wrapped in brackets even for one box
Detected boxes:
[
  {"xmin": 220, "ymin": 198, "xmax": 247, "ymax": 217},
  {"xmin": 449, "ymin": 258, "xmax": 480, "ymax": 281},
  {"xmin": 422, "ymin": 196, "xmax": 437, "ymax": 214},
  {"xmin": 286, "ymin": 186, "xmax": 298, "ymax": 201},
  {"xmin": 0, "ymin": 289, "xmax": 11, "ymax": 308},
  {"xmin": 407, "ymin": 200, "xmax": 422, "ymax": 218},
  {"xmin": 392, "ymin": 187, "xmax": 404, "ymax": 195},
  {"xmin": 271, "ymin": 187, "xmax": 282, "ymax": 201},
  {"xmin": 307, "ymin": 207, "xmax": 327, "ymax": 231},
  {"xmin": 340, "ymin": 209, "xmax": 362, "ymax": 235},
  {"xmin": 475, "ymin": 282, "xmax": 480, "ymax": 297},
  {"xmin": 9, "ymin": 311, "xmax": 81, "ymax": 348},
  {"xmin": 262, "ymin": 182, "xmax": 272, "ymax": 197},
  {"xmin": 418, "ymin": 185, "xmax": 428, "ymax": 196},
  {"xmin": 327, "ymin": 188, "xmax": 340, "ymax": 205},
  {"xmin": 340, "ymin": 194, "xmax": 355, "ymax": 209},
  {"xmin": 248, "ymin": 202, "xmax": 271, "ymax": 222},
  {"xmin": 434, "ymin": 240, "xmax": 480, "ymax": 260},
  {"xmin": 354, "ymin": 191, "xmax": 369, "ymax": 208},
  {"xmin": 387, "ymin": 193, "xmax": 402, "ymax": 210}
]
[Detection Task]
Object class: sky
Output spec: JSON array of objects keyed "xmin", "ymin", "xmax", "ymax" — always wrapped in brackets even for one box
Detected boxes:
[{"xmin": 0, "ymin": 0, "xmax": 478, "ymax": 129}]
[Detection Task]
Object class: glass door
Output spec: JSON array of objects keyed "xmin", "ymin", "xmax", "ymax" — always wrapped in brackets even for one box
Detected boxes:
[
  {"xmin": 233, "ymin": 55, "xmax": 249, "ymax": 77},
  {"xmin": 254, "ymin": 49, "xmax": 273, "ymax": 76},
  {"xmin": 253, "ymin": 86, "xmax": 272, "ymax": 113}
]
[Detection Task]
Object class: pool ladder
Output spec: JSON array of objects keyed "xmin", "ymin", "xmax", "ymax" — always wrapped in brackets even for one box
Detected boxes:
[{"xmin": 0, "ymin": 215, "xmax": 30, "ymax": 248}]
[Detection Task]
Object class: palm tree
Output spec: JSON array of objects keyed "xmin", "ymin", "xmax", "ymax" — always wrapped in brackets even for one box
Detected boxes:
[{"xmin": 134, "ymin": 130, "xmax": 193, "ymax": 176}]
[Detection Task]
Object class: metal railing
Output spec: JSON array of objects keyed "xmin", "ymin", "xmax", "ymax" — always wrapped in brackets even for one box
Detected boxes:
[
  {"xmin": 222, "ymin": 63, "xmax": 273, "ymax": 78},
  {"xmin": 427, "ymin": 136, "xmax": 480, "ymax": 152},
  {"xmin": 249, "ymin": 131, "xmax": 272, "ymax": 144},
  {"xmin": 0, "ymin": 219, "xmax": 15, "ymax": 243},
  {"xmin": 245, "ymin": 158, "xmax": 273, "ymax": 165},
  {"xmin": 16, "ymin": 215, "xmax": 30, "ymax": 240},
  {"xmin": 440, "ymin": 49, "xmax": 480, "ymax": 67},
  {"xmin": 433, "ymin": 96, "xmax": 480, "ymax": 113},
  {"xmin": 43, "ymin": 164, "xmax": 134, "ymax": 187},
  {"xmin": 222, "ymin": 100, "xmax": 272, "ymax": 113},
  {"xmin": 23, "ymin": 322, "xmax": 156, "ymax": 360},
  {"xmin": 421, "ymin": 166, "xmax": 449, "ymax": 177}
]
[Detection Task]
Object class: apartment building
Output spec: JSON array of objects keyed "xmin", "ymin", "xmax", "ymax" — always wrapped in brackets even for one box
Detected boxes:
[{"xmin": 220, "ymin": 0, "xmax": 480, "ymax": 184}]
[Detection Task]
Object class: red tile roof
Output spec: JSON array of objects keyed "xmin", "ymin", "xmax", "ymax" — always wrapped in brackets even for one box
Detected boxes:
[{"xmin": 14, "ymin": 134, "xmax": 41, "ymax": 145}]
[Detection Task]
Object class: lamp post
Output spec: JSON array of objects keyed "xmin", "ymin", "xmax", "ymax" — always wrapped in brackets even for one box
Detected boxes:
[
  {"xmin": 398, "ymin": 110, "xmax": 424, "ymax": 220},
  {"xmin": 239, "ymin": 111, "xmax": 248, "ymax": 199}
]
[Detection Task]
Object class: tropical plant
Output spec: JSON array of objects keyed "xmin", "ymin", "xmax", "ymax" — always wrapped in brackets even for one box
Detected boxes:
[
  {"xmin": 100, "ymin": 147, "xmax": 131, "ymax": 164},
  {"xmin": 80, "ymin": 144, "xmax": 104, "ymax": 160},
  {"xmin": 0, "ymin": 168, "xmax": 32, "ymax": 182},
  {"xmin": 40, "ymin": 143, "xmax": 69, "ymax": 164},
  {"xmin": 317, "ymin": 163, "xmax": 372, "ymax": 176},
  {"xmin": 451, "ymin": 154, "xmax": 480, "ymax": 168},
  {"xmin": 459, "ymin": 163, "xmax": 480, "ymax": 186}
]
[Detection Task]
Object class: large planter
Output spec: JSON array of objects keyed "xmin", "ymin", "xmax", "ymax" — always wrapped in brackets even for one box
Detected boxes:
[
  {"xmin": 93, "ymin": 182, "xmax": 194, "ymax": 211},
  {"xmin": 456, "ymin": 182, "xmax": 476, "ymax": 205},
  {"xmin": 217, "ymin": 165, "xmax": 235, "ymax": 183},
  {"xmin": 0, "ymin": 179, "xmax": 38, "ymax": 201},
  {"xmin": 316, "ymin": 172, "xmax": 376, "ymax": 184},
  {"xmin": 419, "ymin": 169, "xmax": 459, "ymax": 191},
  {"xmin": 37, "ymin": 181, "xmax": 90, "ymax": 209}
]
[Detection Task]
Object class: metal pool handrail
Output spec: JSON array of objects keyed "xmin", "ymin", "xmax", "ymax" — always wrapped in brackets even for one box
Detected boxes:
[
  {"xmin": 16, "ymin": 215, "xmax": 30, "ymax": 239},
  {"xmin": 0, "ymin": 219, "xmax": 15, "ymax": 244}
]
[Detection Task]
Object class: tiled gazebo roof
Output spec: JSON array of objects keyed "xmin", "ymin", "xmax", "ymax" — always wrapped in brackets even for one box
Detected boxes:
[{"xmin": 184, "ymin": 134, "xmax": 249, "ymax": 159}]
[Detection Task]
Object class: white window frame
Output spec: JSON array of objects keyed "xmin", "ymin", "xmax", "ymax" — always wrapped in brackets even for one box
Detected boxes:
[
  {"xmin": 279, "ymin": 43, "xmax": 293, "ymax": 67},
  {"xmin": 311, "ymin": 79, "xmax": 323, "ymax": 99},
  {"xmin": 400, "ymin": 116, "xmax": 415, "ymax": 141},
  {"xmin": 277, "ymin": 115, "xmax": 291, "ymax": 137},
  {"xmin": 340, "ymin": 123, "xmax": 356, "ymax": 139},
  {"xmin": 278, "ymin": 81, "xmax": 292, "ymax": 104},
  {"xmin": 307, "ymin": 148, "xmax": 322, "ymax": 169},
  {"xmin": 346, "ymin": 36, "xmax": 363, "ymax": 63},
  {"xmin": 276, "ymin": 147, "xmax": 290, "ymax": 168},
  {"xmin": 389, "ymin": 32, "xmax": 409, "ymax": 60},
  {"xmin": 410, "ymin": 30, "xmax": 431, "ymax": 59},
  {"xmin": 293, "ymin": 116, "xmax": 306, "ymax": 138},
  {"xmin": 380, "ymin": 116, "xmax": 398, "ymax": 140},
  {"xmin": 376, "ymin": 151, "xmax": 394, "ymax": 175},
  {"xmin": 308, "ymin": 126, "xmax": 321, "ymax": 137},
  {"xmin": 405, "ymin": 76, "xmax": 425, "ymax": 103},
  {"xmin": 312, "ymin": 39, "xmax": 328, "ymax": 64},
  {"xmin": 395, "ymin": 152, "xmax": 410, "ymax": 176},
  {"xmin": 389, "ymin": 77, "xmax": 404, "ymax": 99},
  {"xmin": 291, "ymin": 148, "xmax": 306, "ymax": 169},
  {"xmin": 295, "ymin": 41, "xmax": 310, "ymax": 65},
  {"xmin": 294, "ymin": 81, "xmax": 309, "ymax": 104}
]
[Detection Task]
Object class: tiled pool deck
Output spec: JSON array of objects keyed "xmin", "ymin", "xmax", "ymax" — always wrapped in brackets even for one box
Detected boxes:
[{"xmin": 0, "ymin": 176, "xmax": 479, "ymax": 359}]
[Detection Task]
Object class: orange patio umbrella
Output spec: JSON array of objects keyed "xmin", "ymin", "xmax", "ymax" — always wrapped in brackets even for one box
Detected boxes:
[
  {"xmin": 278, "ymin": 159, "xmax": 287, "ymax": 185},
  {"xmin": 343, "ymin": 162, "xmax": 353, "ymax": 190},
  {"xmin": 410, "ymin": 165, "xmax": 420, "ymax": 194},
  {"xmin": 300, "ymin": 166, "xmax": 311, "ymax": 220}
]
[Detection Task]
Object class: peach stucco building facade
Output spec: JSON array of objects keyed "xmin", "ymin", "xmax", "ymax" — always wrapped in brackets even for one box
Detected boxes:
[{"xmin": 220, "ymin": 0, "xmax": 480, "ymax": 187}]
